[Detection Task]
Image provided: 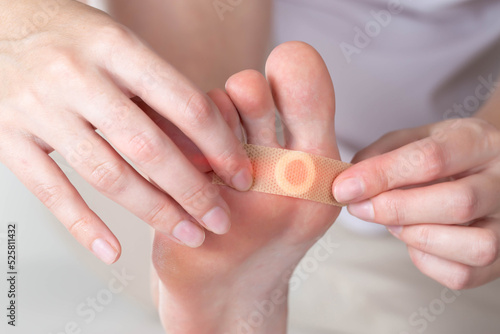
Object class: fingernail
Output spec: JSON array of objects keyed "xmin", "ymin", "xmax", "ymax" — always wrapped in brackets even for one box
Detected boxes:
[
  {"xmin": 202, "ymin": 206, "xmax": 231, "ymax": 234},
  {"xmin": 91, "ymin": 239, "xmax": 118, "ymax": 265},
  {"xmin": 172, "ymin": 220, "xmax": 206, "ymax": 248},
  {"xmin": 347, "ymin": 200, "xmax": 374, "ymax": 221},
  {"xmin": 387, "ymin": 225, "xmax": 403, "ymax": 237},
  {"xmin": 231, "ymin": 168, "xmax": 253, "ymax": 191},
  {"xmin": 334, "ymin": 178, "xmax": 365, "ymax": 203}
]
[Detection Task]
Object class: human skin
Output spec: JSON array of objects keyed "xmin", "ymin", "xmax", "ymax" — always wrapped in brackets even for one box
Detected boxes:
[
  {"xmin": 333, "ymin": 86, "xmax": 500, "ymax": 289},
  {"xmin": 0, "ymin": 0, "xmax": 261, "ymax": 264},
  {"xmin": 152, "ymin": 41, "xmax": 341, "ymax": 334},
  {"xmin": 107, "ymin": 0, "xmax": 272, "ymax": 92}
]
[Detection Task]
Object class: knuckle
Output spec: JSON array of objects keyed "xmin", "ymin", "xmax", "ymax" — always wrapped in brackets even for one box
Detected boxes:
[
  {"xmin": 463, "ymin": 119, "xmax": 495, "ymax": 151},
  {"xmin": 373, "ymin": 161, "xmax": 391, "ymax": 190},
  {"xmin": 183, "ymin": 92, "xmax": 213, "ymax": 127},
  {"xmin": 128, "ymin": 131, "xmax": 164, "ymax": 165},
  {"xmin": 68, "ymin": 216, "xmax": 93, "ymax": 239},
  {"xmin": 419, "ymin": 140, "xmax": 447, "ymax": 178},
  {"xmin": 7, "ymin": 86, "xmax": 42, "ymax": 111},
  {"xmin": 446, "ymin": 267, "xmax": 473, "ymax": 290},
  {"xmin": 413, "ymin": 226, "xmax": 433, "ymax": 253},
  {"xmin": 472, "ymin": 230, "xmax": 499, "ymax": 267},
  {"xmin": 44, "ymin": 52, "xmax": 85, "ymax": 85},
  {"xmin": 90, "ymin": 161, "xmax": 128, "ymax": 194},
  {"xmin": 179, "ymin": 183, "xmax": 211, "ymax": 212},
  {"xmin": 451, "ymin": 187, "xmax": 478, "ymax": 223},
  {"xmin": 33, "ymin": 184, "xmax": 64, "ymax": 209},
  {"xmin": 145, "ymin": 200, "xmax": 173, "ymax": 231},
  {"xmin": 96, "ymin": 23, "xmax": 137, "ymax": 49},
  {"xmin": 214, "ymin": 147, "xmax": 236, "ymax": 168},
  {"xmin": 380, "ymin": 192, "xmax": 405, "ymax": 225}
]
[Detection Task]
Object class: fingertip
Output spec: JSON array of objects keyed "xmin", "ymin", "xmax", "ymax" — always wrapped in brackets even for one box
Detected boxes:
[
  {"xmin": 333, "ymin": 177, "xmax": 366, "ymax": 204},
  {"xmin": 387, "ymin": 225, "xmax": 403, "ymax": 238},
  {"xmin": 91, "ymin": 238, "xmax": 120, "ymax": 265},
  {"xmin": 231, "ymin": 167, "xmax": 254, "ymax": 192},
  {"xmin": 346, "ymin": 199, "xmax": 374, "ymax": 222},
  {"xmin": 172, "ymin": 220, "xmax": 206, "ymax": 248},
  {"xmin": 201, "ymin": 206, "xmax": 232, "ymax": 235}
]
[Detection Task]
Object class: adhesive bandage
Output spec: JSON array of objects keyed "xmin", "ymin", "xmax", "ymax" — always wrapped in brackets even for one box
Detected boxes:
[{"xmin": 212, "ymin": 144, "xmax": 352, "ymax": 207}]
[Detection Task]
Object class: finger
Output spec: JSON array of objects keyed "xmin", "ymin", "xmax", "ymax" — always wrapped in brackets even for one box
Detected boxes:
[
  {"xmin": 348, "ymin": 173, "xmax": 500, "ymax": 225},
  {"xmin": 390, "ymin": 219, "xmax": 500, "ymax": 267},
  {"xmin": 333, "ymin": 119, "xmax": 500, "ymax": 203},
  {"xmin": 351, "ymin": 127, "xmax": 428, "ymax": 163},
  {"xmin": 100, "ymin": 35, "xmax": 253, "ymax": 191},
  {"xmin": 408, "ymin": 247, "xmax": 500, "ymax": 290},
  {"xmin": 42, "ymin": 122, "xmax": 209, "ymax": 247},
  {"xmin": 134, "ymin": 97, "xmax": 210, "ymax": 172},
  {"xmin": 0, "ymin": 135, "xmax": 121, "ymax": 264},
  {"xmin": 207, "ymin": 88, "xmax": 245, "ymax": 143},
  {"xmin": 225, "ymin": 70, "xmax": 279, "ymax": 147},
  {"xmin": 265, "ymin": 41, "xmax": 338, "ymax": 159},
  {"xmin": 75, "ymin": 83, "xmax": 231, "ymax": 235}
]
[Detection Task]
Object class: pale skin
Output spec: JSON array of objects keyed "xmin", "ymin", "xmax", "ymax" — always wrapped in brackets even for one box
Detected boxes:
[
  {"xmin": 334, "ymin": 88, "xmax": 500, "ymax": 290},
  {"xmin": 0, "ymin": 0, "xmax": 270, "ymax": 264},
  {"xmin": 152, "ymin": 41, "xmax": 341, "ymax": 334},
  {"xmin": 151, "ymin": 41, "xmax": 500, "ymax": 331}
]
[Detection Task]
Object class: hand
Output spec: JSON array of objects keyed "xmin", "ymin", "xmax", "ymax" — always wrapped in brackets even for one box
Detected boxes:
[
  {"xmin": 152, "ymin": 41, "xmax": 341, "ymax": 334},
  {"xmin": 333, "ymin": 118, "xmax": 500, "ymax": 289},
  {"xmin": 0, "ymin": 0, "xmax": 252, "ymax": 264}
]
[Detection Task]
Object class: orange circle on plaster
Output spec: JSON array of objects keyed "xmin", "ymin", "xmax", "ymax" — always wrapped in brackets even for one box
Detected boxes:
[{"xmin": 275, "ymin": 151, "xmax": 316, "ymax": 196}]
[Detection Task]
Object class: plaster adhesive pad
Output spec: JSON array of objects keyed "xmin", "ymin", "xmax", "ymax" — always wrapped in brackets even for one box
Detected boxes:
[{"xmin": 212, "ymin": 144, "xmax": 352, "ymax": 206}]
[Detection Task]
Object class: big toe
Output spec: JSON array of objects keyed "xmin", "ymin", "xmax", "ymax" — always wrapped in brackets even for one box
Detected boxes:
[{"xmin": 265, "ymin": 41, "xmax": 339, "ymax": 159}]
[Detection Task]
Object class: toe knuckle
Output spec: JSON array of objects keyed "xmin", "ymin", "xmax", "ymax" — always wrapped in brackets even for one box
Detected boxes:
[
  {"xmin": 90, "ymin": 162, "xmax": 127, "ymax": 194},
  {"xmin": 33, "ymin": 184, "xmax": 63, "ymax": 209},
  {"xmin": 129, "ymin": 131, "xmax": 163, "ymax": 165}
]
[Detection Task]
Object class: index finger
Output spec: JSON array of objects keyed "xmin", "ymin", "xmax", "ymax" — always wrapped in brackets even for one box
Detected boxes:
[
  {"xmin": 333, "ymin": 120, "xmax": 500, "ymax": 203},
  {"xmin": 100, "ymin": 30, "xmax": 253, "ymax": 191}
]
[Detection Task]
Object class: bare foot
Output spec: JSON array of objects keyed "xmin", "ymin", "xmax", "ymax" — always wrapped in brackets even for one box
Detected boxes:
[{"xmin": 152, "ymin": 41, "xmax": 341, "ymax": 334}]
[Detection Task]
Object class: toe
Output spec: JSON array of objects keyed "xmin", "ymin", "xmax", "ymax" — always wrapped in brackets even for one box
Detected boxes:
[
  {"xmin": 265, "ymin": 41, "xmax": 339, "ymax": 159},
  {"xmin": 225, "ymin": 70, "xmax": 280, "ymax": 148}
]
